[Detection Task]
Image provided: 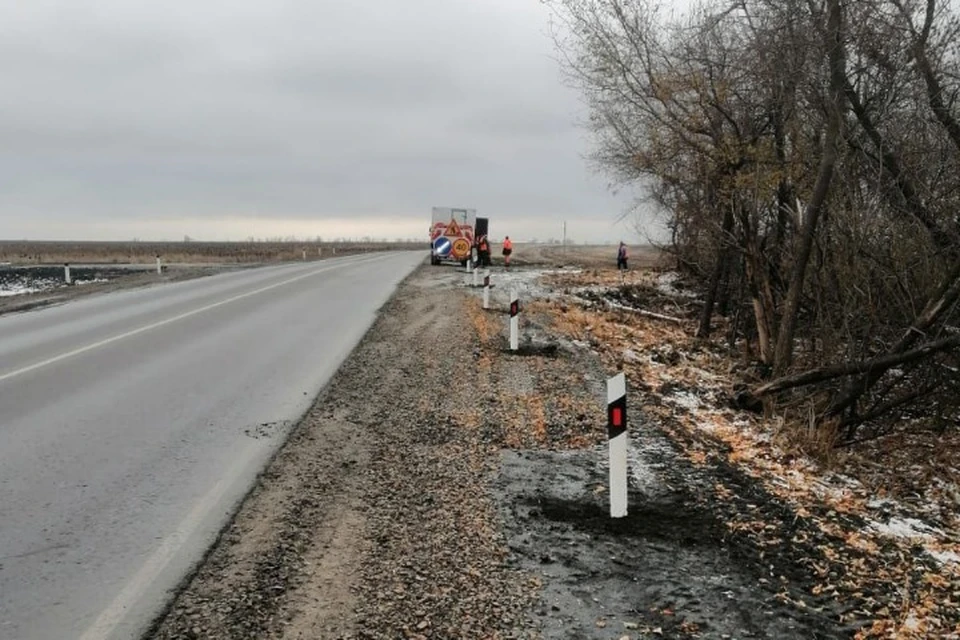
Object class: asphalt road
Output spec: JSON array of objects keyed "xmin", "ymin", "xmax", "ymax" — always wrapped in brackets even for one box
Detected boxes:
[{"xmin": 0, "ymin": 251, "xmax": 424, "ymax": 640}]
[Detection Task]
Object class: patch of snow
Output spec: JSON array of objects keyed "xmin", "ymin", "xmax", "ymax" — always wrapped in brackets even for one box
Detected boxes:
[
  {"xmin": 787, "ymin": 469, "xmax": 806, "ymax": 481},
  {"xmin": 75, "ymin": 278, "xmax": 108, "ymax": 286},
  {"xmin": 0, "ymin": 283, "xmax": 46, "ymax": 296},
  {"xmin": 867, "ymin": 498, "xmax": 897, "ymax": 510},
  {"xmin": 569, "ymin": 285, "xmax": 608, "ymax": 297},
  {"xmin": 822, "ymin": 473, "xmax": 862, "ymax": 489},
  {"xmin": 696, "ymin": 417, "xmax": 719, "ymax": 433},
  {"xmin": 473, "ymin": 267, "xmax": 565, "ymax": 303},
  {"xmin": 869, "ymin": 516, "xmax": 943, "ymax": 540},
  {"xmin": 540, "ymin": 268, "xmax": 583, "ymax": 275},
  {"xmin": 926, "ymin": 547, "xmax": 960, "ymax": 567},
  {"xmin": 626, "ymin": 444, "xmax": 659, "ymax": 496},
  {"xmin": 901, "ymin": 614, "xmax": 921, "ymax": 632},
  {"xmin": 809, "ymin": 475, "xmax": 863, "ymax": 502},
  {"xmin": 656, "ymin": 272, "xmax": 697, "ymax": 298},
  {"xmin": 667, "ymin": 391, "xmax": 701, "ymax": 411},
  {"xmin": 622, "ymin": 349, "xmax": 640, "ymax": 362},
  {"xmin": 0, "ymin": 274, "xmax": 64, "ymax": 297}
]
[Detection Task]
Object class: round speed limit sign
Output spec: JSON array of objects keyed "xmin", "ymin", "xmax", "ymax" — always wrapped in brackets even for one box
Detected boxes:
[{"xmin": 451, "ymin": 238, "xmax": 471, "ymax": 260}]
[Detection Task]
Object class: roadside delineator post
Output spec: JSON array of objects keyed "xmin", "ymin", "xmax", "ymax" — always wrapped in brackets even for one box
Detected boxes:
[
  {"xmin": 302, "ymin": 249, "xmax": 307, "ymax": 261},
  {"xmin": 156, "ymin": 255, "xmax": 162, "ymax": 274},
  {"xmin": 482, "ymin": 271, "xmax": 491, "ymax": 309},
  {"xmin": 64, "ymin": 263, "xmax": 71, "ymax": 285},
  {"xmin": 466, "ymin": 257, "xmax": 472, "ymax": 274},
  {"xmin": 509, "ymin": 289, "xmax": 519, "ymax": 351},
  {"xmin": 607, "ymin": 372, "xmax": 628, "ymax": 518},
  {"xmin": 473, "ymin": 266, "xmax": 479, "ymax": 287}
]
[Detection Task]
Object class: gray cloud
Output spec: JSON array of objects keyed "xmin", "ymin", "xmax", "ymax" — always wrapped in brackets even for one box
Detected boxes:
[{"xmin": 0, "ymin": 0, "xmax": 642, "ymax": 240}]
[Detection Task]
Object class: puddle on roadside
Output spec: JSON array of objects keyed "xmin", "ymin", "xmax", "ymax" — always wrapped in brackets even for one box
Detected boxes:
[{"xmin": 493, "ymin": 449, "xmax": 843, "ymax": 639}]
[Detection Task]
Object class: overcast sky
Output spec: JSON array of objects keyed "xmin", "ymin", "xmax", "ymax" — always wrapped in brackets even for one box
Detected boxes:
[{"xmin": 0, "ymin": 0, "xmax": 658, "ymax": 243}]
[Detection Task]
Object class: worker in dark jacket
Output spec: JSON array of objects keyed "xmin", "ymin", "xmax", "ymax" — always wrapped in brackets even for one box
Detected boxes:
[
  {"xmin": 617, "ymin": 242, "xmax": 628, "ymax": 271},
  {"xmin": 477, "ymin": 235, "xmax": 491, "ymax": 267}
]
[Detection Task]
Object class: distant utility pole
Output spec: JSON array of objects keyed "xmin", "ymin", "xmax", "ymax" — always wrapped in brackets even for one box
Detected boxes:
[{"xmin": 562, "ymin": 221, "xmax": 567, "ymax": 249}]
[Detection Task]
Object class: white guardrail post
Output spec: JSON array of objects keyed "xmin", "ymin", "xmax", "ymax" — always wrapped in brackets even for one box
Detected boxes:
[
  {"xmin": 156, "ymin": 256, "xmax": 162, "ymax": 274},
  {"xmin": 64, "ymin": 263, "xmax": 71, "ymax": 285},
  {"xmin": 607, "ymin": 372, "xmax": 628, "ymax": 518},
  {"xmin": 509, "ymin": 289, "xmax": 519, "ymax": 351},
  {"xmin": 483, "ymin": 271, "xmax": 490, "ymax": 309}
]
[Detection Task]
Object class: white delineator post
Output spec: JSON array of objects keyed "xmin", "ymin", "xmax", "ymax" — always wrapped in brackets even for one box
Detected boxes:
[
  {"xmin": 509, "ymin": 289, "xmax": 519, "ymax": 351},
  {"xmin": 64, "ymin": 263, "xmax": 71, "ymax": 285},
  {"xmin": 607, "ymin": 372, "xmax": 628, "ymax": 518},
  {"xmin": 466, "ymin": 256, "xmax": 472, "ymax": 273},
  {"xmin": 302, "ymin": 249, "xmax": 307, "ymax": 261},
  {"xmin": 482, "ymin": 271, "xmax": 491, "ymax": 309},
  {"xmin": 472, "ymin": 267, "xmax": 479, "ymax": 287},
  {"xmin": 156, "ymin": 256, "xmax": 162, "ymax": 274}
]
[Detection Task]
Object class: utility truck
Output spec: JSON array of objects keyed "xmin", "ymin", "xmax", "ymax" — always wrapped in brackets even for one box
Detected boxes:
[{"xmin": 429, "ymin": 207, "xmax": 488, "ymax": 266}]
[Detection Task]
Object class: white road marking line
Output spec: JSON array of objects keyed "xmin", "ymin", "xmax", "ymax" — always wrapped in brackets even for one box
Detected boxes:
[
  {"xmin": 0, "ymin": 254, "xmax": 386, "ymax": 385},
  {"xmin": 77, "ymin": 439, "xmax": 262, "ymax": 640}
]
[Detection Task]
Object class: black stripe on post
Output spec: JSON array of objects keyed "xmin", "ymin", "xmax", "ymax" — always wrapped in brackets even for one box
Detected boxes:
[
  {"xmin": 607, "ymin": 393, "xmax": 626, "ymax": 440},
  {"xmin": 509, "ymin": 300, "xmax": 519, "ymax": 317}
]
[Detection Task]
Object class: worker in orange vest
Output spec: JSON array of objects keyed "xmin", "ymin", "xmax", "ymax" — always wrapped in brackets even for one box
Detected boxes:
[{"xmin": 502, "ymin": 236, "xmax": 513, "ymax": 267}]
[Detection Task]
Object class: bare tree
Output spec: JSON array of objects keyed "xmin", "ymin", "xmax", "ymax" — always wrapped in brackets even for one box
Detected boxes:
[{"xmin": 551, "ymin": 0, "xmax": 960, "ymax": 443}]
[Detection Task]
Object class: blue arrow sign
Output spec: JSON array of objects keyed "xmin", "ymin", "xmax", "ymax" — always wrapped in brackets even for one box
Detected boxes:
[{"xmin": 433, "ymin": 237, "xmax": 452, "ymax": 257}]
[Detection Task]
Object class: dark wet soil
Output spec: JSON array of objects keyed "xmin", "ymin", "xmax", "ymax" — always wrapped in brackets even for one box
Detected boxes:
[{"xmin": 495, "ymin": 446, "xmax": 845, "ymax": 639}]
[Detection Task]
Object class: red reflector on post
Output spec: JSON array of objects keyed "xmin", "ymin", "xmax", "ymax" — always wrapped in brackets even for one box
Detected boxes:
[{"xmin": 612, "ymin": 407, "xmax": 622, "ymax": 427}]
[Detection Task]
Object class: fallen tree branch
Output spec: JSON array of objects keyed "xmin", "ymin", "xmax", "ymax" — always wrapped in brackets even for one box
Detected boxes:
[
  {"xmin": 605, "ymin": 299, "xmax": 685, "ymax": 324},
  {"xmin": 752, "ymin": 334, "xmax": 960, "ymax": 397}
]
